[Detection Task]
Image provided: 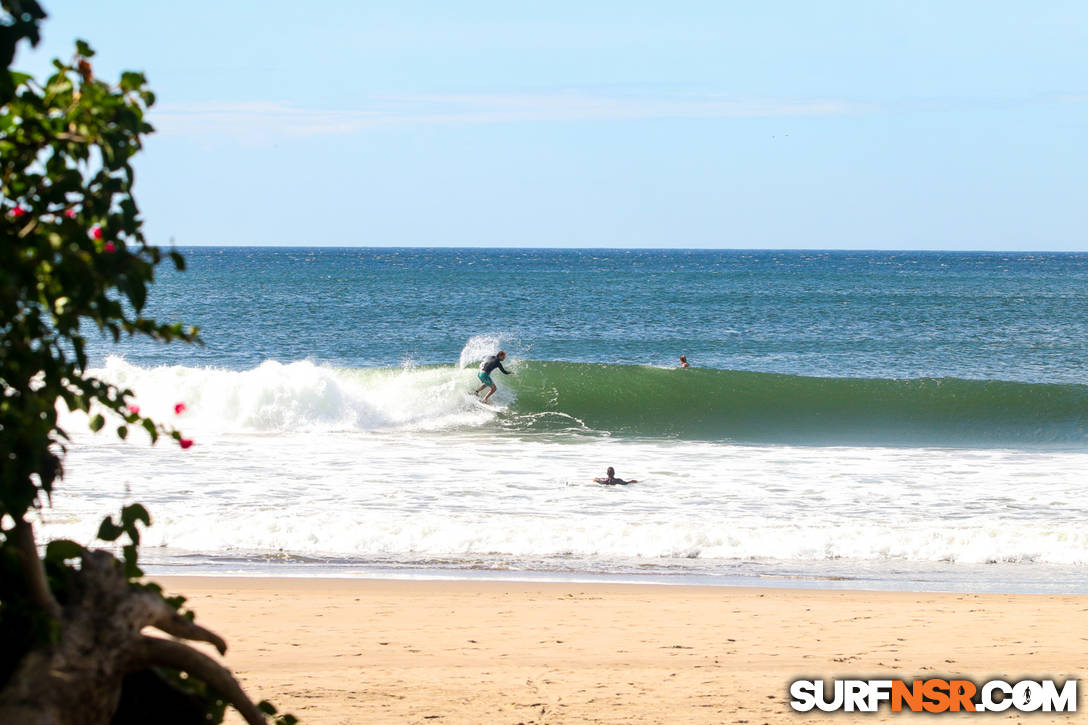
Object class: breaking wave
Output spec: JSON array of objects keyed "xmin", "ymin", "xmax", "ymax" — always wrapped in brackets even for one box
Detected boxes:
[{"xmin": 75, "ymin": 356, "xmax": 1088, "ymax": 446}]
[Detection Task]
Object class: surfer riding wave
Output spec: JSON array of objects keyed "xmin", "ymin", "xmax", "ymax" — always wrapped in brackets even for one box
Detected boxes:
[{"xmin": 473, "ymin": 351, "xmax": 512, "ymax": 404}]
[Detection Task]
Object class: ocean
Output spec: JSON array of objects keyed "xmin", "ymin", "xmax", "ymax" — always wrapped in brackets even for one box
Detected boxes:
[{"xmin": 41, "ymin": 248, "xmax": 1088, "ymax": 592}]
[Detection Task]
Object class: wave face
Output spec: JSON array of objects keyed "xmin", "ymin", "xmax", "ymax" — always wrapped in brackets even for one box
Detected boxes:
[
  {"xmin": 80, "ymin": 357, "xmax": 1088, "ymax": 446},
  {"xmin": 505, "ymin": 363, "xmax": 1088, "ymax": 445}
]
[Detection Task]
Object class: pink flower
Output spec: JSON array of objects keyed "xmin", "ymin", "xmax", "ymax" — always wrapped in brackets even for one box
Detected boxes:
[
  {"xmin": 174, "ymin": 402, "xmax": 187, "ymax": 415},
  {"xmin": 126, "ymin": 405, "xmax": 140, "ymax": 415},
  {"xmin": 104, "ymin": 242, "xmax": 116, "ymax": 253},
  {"xmin": 179, "ymin": 438, "xmax": 194, "ymax": 449},
  {"xmin": 65, "ymin": 209, "xmax": 77, "ymax": 219},
  {"xmin": 11, "ymin": 206, "xmax": 25, "ymax": 218},
  {"xmin": 92, "ymin": 227, "xmax": 103, "ymax": 240}
]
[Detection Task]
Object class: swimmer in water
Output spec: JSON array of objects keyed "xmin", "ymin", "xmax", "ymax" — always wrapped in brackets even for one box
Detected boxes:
[{"xmin": 594, "ymin": 466, "xmax": 638, "ymax": 485}]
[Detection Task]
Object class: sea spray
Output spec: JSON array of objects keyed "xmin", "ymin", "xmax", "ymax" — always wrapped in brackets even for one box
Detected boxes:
[{"xmin": 458, "ymin": 334, "xmax": 510, "ymax": 369}]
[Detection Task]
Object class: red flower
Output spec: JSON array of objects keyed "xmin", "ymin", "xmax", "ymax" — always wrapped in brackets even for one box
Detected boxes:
[
  {"xmin": 126, "ymin": 405, "xmax": 140, "ymax": 415},
  {"xmin": 179, "ymin": 438, "xmax": 194, "ymax": 449},
  {"xmin": 104, "ymin": 242, "xmax": 116, "ymax": 253},
  {"xmin": 65, "ymin": 209, "xmax": 77, "ymax": 219},
  {"xmin": 92, "ymin": 227, "xmax": 103, "ymax": 240},
  {"xmin": 174, "ymin": 402, "xmax": 187, "ymax": 415},
  {"xmin": 11, "ymin": 206, "xmax": 25, "ymax": 218}
]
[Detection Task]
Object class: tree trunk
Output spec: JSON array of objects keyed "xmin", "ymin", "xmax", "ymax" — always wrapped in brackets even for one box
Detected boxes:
[{"xmin": 0, "ymin": 545, "xmax": 265, "ymax": 725}]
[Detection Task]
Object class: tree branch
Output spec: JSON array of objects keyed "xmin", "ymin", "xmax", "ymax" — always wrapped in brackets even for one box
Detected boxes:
[
  {"xmin": 12, "ymin": 517, "xmax": 61, "ymax": 620},
  {"xmin": 128, "ymin": 636, "xmax": 266, "ymax": 725},
  {"xmin": 137, "ymin": 591, "xmax": 227, "ymax": 654},
  {"xmin": 54, "ymin": 131, "xmax": 89, "ymax": 143},
  {"xmin": 16, "ymin": 217, "xmax": 38, "ymax": 238}
]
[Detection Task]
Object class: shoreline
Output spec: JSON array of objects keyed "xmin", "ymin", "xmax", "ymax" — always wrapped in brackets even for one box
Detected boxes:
[
  {"xmin": 141, "ymin": 561, "xmax": 1088, "ymax": 596},
  {"xmin": 160, "ymin": 576, "xmax": 1088, "ymax": 724}
]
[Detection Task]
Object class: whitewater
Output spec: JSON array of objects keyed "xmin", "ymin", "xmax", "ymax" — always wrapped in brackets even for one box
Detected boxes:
[
  {"xmin": 40, "ymin": 353, "xmax": 1088, "ymax": 592},
  {"xmin": 32, "ymin": 248, "xmax": 1088, "ymax": 592}
]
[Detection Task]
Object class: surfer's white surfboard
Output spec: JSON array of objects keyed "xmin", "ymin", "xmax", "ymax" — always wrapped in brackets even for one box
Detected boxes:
[{"xmin": 467, "ymin": 395, "xmax": 504, "ymax": 412}]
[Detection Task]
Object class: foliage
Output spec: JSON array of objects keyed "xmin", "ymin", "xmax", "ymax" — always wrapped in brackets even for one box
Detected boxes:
[
  {"xmin": 1, "ymin": 4, "xmax": 295, "ymax": 722},
  {"xmin": 1, "ymin": 18, "xmax": 196, "ymax": 527}
]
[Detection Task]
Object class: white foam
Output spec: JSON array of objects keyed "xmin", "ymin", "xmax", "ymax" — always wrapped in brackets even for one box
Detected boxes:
[
  {"xmin": 39, "ymin": 419, "xmax": 1088, "ymax": 573},
  {"xmin": 63, "ymin": 356, "xmax": 496, "ymax": 436}
]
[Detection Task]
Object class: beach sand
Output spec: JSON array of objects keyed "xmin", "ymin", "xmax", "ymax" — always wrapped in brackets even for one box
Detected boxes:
[{"xmin": 158, "ymin": 577, "xmax": 1088, "ymax": 724}]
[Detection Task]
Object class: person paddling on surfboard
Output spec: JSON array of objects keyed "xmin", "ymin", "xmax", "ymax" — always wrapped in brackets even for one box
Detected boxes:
[
  {"xmin": 473, "ymin": 350, "xmax": 512, "ymax": 404},
  {"xmin": 594, "ymin": 466, "xmax": 638, "ymax": 485}
]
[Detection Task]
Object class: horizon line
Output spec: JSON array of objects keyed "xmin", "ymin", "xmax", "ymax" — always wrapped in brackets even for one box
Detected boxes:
[{"xmin": 159, "ymin": 243, "xmax": 1088, "ymax": 254}]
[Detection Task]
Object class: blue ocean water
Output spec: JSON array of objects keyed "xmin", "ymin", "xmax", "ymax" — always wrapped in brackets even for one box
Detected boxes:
[
  {"xmin": 113, "ymin": 248, "xmax": 1088, "ymax": 383},
  {"xmin": 48, "ymin": 247, "xmax": 1088, "ymax": 592}
]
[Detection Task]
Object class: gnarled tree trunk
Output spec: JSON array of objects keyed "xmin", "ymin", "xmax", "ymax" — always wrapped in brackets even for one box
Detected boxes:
[{"xmin": 0, "ymin": 523, "xmax": 265, "ymax": 725}]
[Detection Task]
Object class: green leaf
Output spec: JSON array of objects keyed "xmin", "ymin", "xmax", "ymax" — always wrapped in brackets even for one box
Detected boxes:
[
  {"xmin": 45, "ymin": 539, "xmax": 85, "ymax": 563},
  {"xmin": 119, "ymin": 71, "xmax": 145, "ymax": 92},
  {"xmin": 121, "ymin": 503, "xmax": 150, "ymax": 529},
  {"xmin": 142, "ymin": 417, "xmax": 158, "ymax": 442},
  {"xmin": 164, "ymin": 594, "xmax": 187, "ymax": 611},
  {"xmin": 126, "ymin": 279, "xmax": 148, "ymax": 312},
  {"xmin": 88, "ymin": 413, "xmax": 105, "ymax": 432},
  {"xmin": 97, "ymin": 516, "xmax": 123, "ymax": 542},
  {"xmin": 74, "ymin": 39, "xmax": 95, "ymax": 58},
  {"xmin": 169, "ymin": 250, "xmax": 186, "ymax": 271}
]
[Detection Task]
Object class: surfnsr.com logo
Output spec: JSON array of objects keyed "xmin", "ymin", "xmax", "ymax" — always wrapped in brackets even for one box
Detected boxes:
[{"xmin": 789, "ymin": 678, "xmax": 1077, "ymax": 713}]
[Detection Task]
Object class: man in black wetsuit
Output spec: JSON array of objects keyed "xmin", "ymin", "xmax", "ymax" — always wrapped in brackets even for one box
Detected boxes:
[
  {"xmin": 473, "ymin": 350, "xmax": 512, "ymax": 404},
  {"xmin": 594, "ymin": 466, "xmax": 638, "ymax": 485}
]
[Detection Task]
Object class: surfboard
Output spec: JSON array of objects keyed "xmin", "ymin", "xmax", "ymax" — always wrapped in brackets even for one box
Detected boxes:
[{"xmin": 467, "ymin": 395, "xmax": 504, "ymax": 412}]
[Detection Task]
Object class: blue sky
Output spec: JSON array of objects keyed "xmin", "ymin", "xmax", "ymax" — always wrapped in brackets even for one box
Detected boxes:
[{"xmin": 14, "ymin": 1, "xmax": 1088, "ymax": 249}]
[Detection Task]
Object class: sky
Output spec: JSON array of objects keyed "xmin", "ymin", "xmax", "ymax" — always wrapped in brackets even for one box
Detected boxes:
[{"xmin": 13, "ymin": 1, "xmax": 1088, "ymax": 249}]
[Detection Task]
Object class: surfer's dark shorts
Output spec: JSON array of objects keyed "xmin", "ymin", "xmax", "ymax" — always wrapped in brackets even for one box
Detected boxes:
[{"xmin": 477, "ymin": 371, "xmax": 494, "ymax": 386}]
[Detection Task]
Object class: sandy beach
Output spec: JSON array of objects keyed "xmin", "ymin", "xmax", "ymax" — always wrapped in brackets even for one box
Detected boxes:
[{"xmin": 158, "ymin": 577, "xmax": 1088, "ymax": 724}]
